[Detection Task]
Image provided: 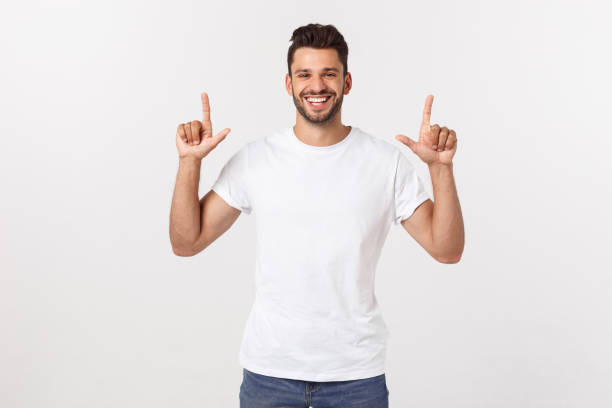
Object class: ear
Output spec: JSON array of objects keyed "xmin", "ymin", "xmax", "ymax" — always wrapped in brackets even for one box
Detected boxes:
[
  {"xmin": 343, "ymin": 72, "xmax": 352, "ymax": 95},
  {"xmin": 285, "ymin": 73, "xmax": 293, "ymax": 96}
]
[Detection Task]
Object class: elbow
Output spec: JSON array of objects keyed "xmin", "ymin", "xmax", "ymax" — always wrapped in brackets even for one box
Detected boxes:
[
  {"xmin": 435, "ymin": 251, "xmax": 463, "ymax": 264},
  {"xmin": 432, "ymin": 239, "xmax": 464, "ymax": 264},
  {"xmin": 437, "ymin": 255, "xmax": 462, "ymax": 264},
  {"xmin": 170, "ymin": 238, "xmax": 197, "ymax": 257},
  {"xmin": 171, "ymin": 241, "xmax": 206, "ymax": 257},
  {"xmin": 172, "ymin": 245, "xmax": 195, "ymax": 257},
  {"xmin": 169, "ymin": 230, "xmax": 200, "ymax": 257},
  {"xmin": 172, "ymin": 247, "xmax": 195, "ymax": 257}
]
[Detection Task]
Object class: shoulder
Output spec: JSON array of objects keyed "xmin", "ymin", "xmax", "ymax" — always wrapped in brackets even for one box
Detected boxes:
[
  {"xmin": 226, "ymin": 128, "xmax": 283, "ymax": 156},
  {"xmin": 351, "ymin": 127, "xmax": 404, "ymax": 161},
  {"xmin": 230, "ymin": 128, "xmax": 289, "ymax": 173},
  {"xmin": 247, "ymin": 127, "xmax": 288, "ymax": 152}
]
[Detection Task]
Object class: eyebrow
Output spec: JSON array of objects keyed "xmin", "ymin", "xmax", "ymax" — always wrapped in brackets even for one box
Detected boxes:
[{"xmin": 294, "ymin": 67, "xmax": 340, "ymax": 74}]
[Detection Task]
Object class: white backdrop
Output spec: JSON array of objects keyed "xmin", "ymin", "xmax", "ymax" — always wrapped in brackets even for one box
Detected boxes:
[{"xmin": 2, "ymin": 1, "xmax": 611, "ymax": 407}]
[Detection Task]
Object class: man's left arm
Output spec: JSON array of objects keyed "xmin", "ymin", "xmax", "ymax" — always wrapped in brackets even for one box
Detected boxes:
[{"xmin": 395, "ymin": 94, "xmax": 465, "ymax": 264}]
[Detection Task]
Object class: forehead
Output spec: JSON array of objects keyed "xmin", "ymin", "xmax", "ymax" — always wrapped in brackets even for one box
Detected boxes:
[{"xmin": 291, "ymin": 47, "xmax": 342, "ymax": 72}]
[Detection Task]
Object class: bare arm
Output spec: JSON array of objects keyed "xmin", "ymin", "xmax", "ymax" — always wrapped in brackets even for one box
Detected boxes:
[
  {"xmin": 169, "ymin": 157, "xmax": 201, "ymax": 255},
  {"xmin": 169, "ymin": 158, "xmax": 241, "ymax": 256},
  {"xmin": 395, "ymin": 94, "xmax": 464, "ymax": 263},
  {"xmin": 401, "ymin": 162, "xmax": 464, "ymax": 263},
  {"xmin": 168, "ymin": 92, "xmax": 236, "ymax": 256}
]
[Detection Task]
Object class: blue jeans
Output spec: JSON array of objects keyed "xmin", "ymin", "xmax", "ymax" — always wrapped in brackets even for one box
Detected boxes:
[{"xmin": 239, "ymin": 368, "xmax": 389, "ymax": 407}]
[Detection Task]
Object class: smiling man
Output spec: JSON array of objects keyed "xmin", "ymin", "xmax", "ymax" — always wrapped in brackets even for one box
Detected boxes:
[
  {"xmin": 289, "ymin": 48, "xmax": 346, "ymax": 125},
  {"xmin": 286, "ymin": 33, "xmax": 352, "ymax": 147},
  {"xmin": 169, "ymin": 23, "xmax": 464, "ymax": 408}
]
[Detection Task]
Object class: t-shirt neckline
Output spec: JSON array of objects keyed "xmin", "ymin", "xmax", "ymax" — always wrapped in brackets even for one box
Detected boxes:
[{"xmin": 289, "ymin": 125, "xmax": 356, "ymax": 152}]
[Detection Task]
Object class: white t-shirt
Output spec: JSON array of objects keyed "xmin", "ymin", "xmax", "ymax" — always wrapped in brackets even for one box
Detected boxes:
[{"xmin": 211, "ymin": 125, "xmax": 431, "ymax": 382}]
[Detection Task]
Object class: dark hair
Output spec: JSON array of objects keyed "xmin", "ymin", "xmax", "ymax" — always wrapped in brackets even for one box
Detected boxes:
[{"xmin": 287, "ymin": 23, "xmax": 348, "ymax": 77}]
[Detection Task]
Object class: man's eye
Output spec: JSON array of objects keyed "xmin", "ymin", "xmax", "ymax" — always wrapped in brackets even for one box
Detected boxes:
[
  {"xmin": 298, "ymin": 74, "xmax": 308, "ymax": 78},
  {"xmin": 326, "ymin": 73, "xmax": 336, "ymax": 77}
]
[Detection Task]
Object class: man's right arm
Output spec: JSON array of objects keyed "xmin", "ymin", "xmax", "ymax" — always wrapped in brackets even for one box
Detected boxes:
[
  {"xmin": 169, "ymin": 157, "xmax": 241, "ymax": 257},
  {"xmin": 169, "ymin": 92, "xmax": 237, "ymax": 257}
]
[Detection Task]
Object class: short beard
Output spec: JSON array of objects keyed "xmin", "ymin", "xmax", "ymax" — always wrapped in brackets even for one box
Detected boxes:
[{"xmin": 292, "ymin": 85, "xmax": 344, "ymax": 125}]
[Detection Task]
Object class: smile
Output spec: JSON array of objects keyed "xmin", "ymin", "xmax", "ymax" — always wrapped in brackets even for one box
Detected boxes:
[{"xmin": 304, "ymin": 95, "xmax": 331, "ymax": 109}]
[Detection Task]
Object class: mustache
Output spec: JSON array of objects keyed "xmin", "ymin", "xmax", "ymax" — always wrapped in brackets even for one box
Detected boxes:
[{"xmin": 299, "ymin": 90, "xmax": 336, "ymax": 97}]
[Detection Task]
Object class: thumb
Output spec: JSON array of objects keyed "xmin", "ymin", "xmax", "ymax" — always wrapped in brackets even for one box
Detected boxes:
[
  {"xmin": 213, "ymin": 128, "xmax": 231, "ymax": 145},
  {"xmin": 395, "ymin": 134, "xmax": 417, "ymax": 153}
]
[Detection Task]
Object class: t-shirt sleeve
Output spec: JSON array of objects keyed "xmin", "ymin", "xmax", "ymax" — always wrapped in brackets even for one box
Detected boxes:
[
  {"xmin": 210, "ymin": 144, "xmax": 252, "ymax": 214},
  {"xmin": 393, "ymin": 150, "xmax": 431, "ymax": 225}
]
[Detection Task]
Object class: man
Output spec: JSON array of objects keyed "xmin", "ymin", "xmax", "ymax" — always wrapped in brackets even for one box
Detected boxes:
[{"xmin": 169, "ymin": 23, "xmax": 464, "ymax": 407}]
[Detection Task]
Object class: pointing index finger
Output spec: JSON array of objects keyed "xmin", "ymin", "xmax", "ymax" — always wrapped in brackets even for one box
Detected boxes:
[
  {"xmin": 201, "ymin": 92, "xmax": 210, "ymax": 123},
  {"xmin": 422, "ymin": 94, "xmax": 434, "ymax": 126}
]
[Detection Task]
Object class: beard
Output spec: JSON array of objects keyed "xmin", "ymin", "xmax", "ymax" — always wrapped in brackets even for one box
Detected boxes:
[{"xmin": 292, "ymin": 85, "xmax": 344, "ymax": 125}]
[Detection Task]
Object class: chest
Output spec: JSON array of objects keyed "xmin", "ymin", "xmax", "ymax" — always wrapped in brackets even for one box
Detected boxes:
[{"xmin": 252, "ymin": 154, "xmax": 394, "ymax": 233}]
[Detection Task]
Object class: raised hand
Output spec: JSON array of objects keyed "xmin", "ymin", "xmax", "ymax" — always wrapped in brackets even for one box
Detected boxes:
[
  {"xmin": 395, "ymin": 94, "xmax": 457, "ymax": 166},
  {"xmin": 176, "ymin": 92, "xmax": 231, "ymax": 160}
]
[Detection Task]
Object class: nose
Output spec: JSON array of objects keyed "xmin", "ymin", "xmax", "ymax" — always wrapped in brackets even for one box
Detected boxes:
[{"xmin": 308, "ymin": 76, "xmax": 327, "ymax": 94}]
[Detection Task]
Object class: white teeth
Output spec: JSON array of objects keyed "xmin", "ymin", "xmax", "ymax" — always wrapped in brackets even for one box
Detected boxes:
[{"xmin": 306, "ymin": 97, "xmax": 328, "ymax": 102}]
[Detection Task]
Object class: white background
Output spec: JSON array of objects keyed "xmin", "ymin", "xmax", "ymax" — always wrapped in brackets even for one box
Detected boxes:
[{"xmin": 2, "ymin": 0, "xmax": 611, "ymax": 407}]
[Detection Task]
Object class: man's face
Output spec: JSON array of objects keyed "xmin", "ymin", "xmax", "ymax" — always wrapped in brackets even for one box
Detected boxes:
[{"xmin": 285, "ymin": 47, "xmax": 352, "ymax": 125}]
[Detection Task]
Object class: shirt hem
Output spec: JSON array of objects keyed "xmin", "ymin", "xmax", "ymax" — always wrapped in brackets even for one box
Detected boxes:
[
  {"xmin": 211, "ymin": 185, "xmax": 251, "ymax": 214},
  {"xmin": 395, "ymin": 191, "xmax": 431, "ymax": 224},
  {"xmin": 239, "ymin": 358, "xmax": 386, "ymax": 382}
]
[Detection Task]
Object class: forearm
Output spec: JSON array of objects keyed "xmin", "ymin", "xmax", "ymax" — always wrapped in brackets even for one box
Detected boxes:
[
  {"xmin": 428, "ymin": 162, "xmax": 464, "ymax": 261},
  {"xmin": 169, "ymin": 157, "xmax": 202, "ymax": 251}
]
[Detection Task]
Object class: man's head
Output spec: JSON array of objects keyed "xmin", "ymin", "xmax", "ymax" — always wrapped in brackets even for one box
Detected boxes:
[{"xmin": 285, "ymin": 23, "xmax": 352, "ymax": 125}]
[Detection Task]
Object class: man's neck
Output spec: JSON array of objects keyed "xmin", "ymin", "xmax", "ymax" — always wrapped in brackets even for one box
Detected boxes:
[{"xmin": 293, "ymin": 114, "xmax": 351, "ymax": 147}]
